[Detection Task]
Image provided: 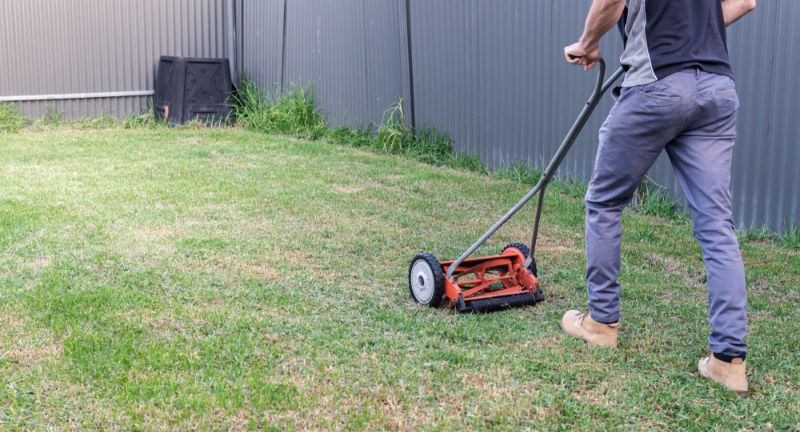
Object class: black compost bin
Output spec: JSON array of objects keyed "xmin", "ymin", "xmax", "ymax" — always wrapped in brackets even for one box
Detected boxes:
[{"xmin": 154, "ymin": 56, "xmax": 234, "ymax": 125}]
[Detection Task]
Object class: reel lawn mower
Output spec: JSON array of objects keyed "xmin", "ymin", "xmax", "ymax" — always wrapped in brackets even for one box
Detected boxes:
[{"xmin": 409, "ymin": 59, "xmax": 624, "ymax": 313}]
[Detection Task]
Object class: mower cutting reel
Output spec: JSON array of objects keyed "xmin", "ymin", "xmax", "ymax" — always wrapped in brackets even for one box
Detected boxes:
[
  {"xmin": 409, "ymin": 245, "xmax": 542, "ymax": 313},
  {"xmin": 408, "ymin": 59, "xmax": 624, "ymax": 313}
]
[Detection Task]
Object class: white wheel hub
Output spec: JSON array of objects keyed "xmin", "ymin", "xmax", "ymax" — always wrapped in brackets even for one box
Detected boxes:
[{"xmin": 410, "ymin": 259, "xmax": 435, "ymax": 304}]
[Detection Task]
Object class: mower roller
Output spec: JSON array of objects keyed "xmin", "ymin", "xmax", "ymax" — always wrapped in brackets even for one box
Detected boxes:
[{"xmin": 409, "ymin": 59, "xmax": 624, "ymax": 313}]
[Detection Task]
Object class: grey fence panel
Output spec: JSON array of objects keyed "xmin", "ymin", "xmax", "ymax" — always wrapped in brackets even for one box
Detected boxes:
[
  {"xmin": 275, "ymin": 0, "xmax": 407, "ymax": 128},
  {"xmin": 364, "ymin": 0, "xmax": 412, "ymax": 126},
  {"xmin": 768, "ymin": 1, "xmax": 800, "ymax": 231},
  {"xmin": 241, "ymin": 0, "xmax": 284, "ymax": 93},
  {"xmin": 724, "ymin": 0, "xmax": 780, "ymax": 230},
  {"xmin": 1, "ymin": 0, "xmax": 230, "ymax": 120},
  {"xmin": 409, "ymin": 0, "xmax": 481, "ymax": 157},
  {"xmin": 476, "ymin": 0, "xmax": 555, "ymax": 167},
  {"xmin": 283, "ymin": 0, "xmax": 367, "ymax": 127}
]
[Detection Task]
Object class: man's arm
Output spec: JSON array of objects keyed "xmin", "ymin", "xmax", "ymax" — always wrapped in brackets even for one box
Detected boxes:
[
  {"xmin": 722, "ymin": 0, "xmax": 757, "ymax": 26},
  {"xmin": 564, "ymin": 0, "xmax": 627, "ymax": 70}
]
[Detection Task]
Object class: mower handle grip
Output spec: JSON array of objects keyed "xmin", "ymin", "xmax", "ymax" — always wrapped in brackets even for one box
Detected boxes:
[{"xmin": 594, "ymin": 59, "xmax": 607, "ymax": 99}]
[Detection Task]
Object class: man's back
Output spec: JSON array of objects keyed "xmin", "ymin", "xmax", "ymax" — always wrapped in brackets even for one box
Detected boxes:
[{"xmin": 619, "ymin": 0, "xmax": 732, "ymax": 87}]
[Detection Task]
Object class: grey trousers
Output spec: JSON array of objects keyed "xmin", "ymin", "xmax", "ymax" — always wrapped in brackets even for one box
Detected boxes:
[{"xmin": 585, "ymin": 68, "xmax": 748, "ymax": 356}]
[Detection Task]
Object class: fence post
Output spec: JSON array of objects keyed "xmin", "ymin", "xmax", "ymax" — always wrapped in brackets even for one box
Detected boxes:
[
  {"xmin": 404, "ymin": 0, "xmax": 416, "ymax": 129},
  {"xmin": 280, "ymin": 0, "xmax": 289, "ymax": 92}
]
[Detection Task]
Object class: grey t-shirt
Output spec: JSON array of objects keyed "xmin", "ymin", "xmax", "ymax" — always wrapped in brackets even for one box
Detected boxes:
[{"xmin": 617, "ymin": 0, "xmax": 733, "ymax": 87}]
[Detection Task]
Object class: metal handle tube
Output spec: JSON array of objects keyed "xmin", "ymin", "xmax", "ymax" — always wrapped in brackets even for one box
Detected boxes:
[
  {"xmin": 445, "ymin": 60, "xmax": 624, "ymax": 279},
  {"xmin": 529, "ymin": 186, "xmax": 547, "ymax": 258},
  {"xmin": 528, "ymin": 63, "xmax": 625, "ymax": 257}
]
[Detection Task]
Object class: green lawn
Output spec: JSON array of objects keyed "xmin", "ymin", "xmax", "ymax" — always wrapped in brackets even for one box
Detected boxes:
[{"xmin": 0, "ymin": 127, "xmax": 798, "ymax": 430}]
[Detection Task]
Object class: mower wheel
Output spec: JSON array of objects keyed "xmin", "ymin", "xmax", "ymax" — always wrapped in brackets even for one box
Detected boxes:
[
  {"xmin": 503, "ymin": 243, "xmax": 538, "ymax": 277},
  {"xmin": 408, "ymin": 253, "xmax": 445, "ymax": 307}
]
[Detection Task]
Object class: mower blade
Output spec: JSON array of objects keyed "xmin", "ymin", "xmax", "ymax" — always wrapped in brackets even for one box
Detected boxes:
[{"xmin": 456, "ymin": 293, "xmax": 541, "ymax": 313}]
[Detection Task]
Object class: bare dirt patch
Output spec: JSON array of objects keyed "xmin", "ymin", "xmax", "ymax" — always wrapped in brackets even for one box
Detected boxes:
[
  {"xmin": 23, "ymin": 255, "xmax": 52, "ymax": 270},
  {"xmin": 537, "ymin": 235, "xmax": 581, "ymax": 254},
  {"xmin": 226, "ymin": 258, "xmax": 281, "ymax": 281},
  {"xmin": 333, "ymin": 185, "xmax": 365, "ymax": 194},
  {"xmin": 645, "ymin": 252, "xmax": 705, "ymax": 287},
  {"xmin": 645, "ymin": 252, "xmax": 685, "ymax": 275}
]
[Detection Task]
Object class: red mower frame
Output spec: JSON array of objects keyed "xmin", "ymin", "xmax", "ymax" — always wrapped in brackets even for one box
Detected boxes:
[{"xmin": 441, "ymin": 247, "xmax": 541, "ymax": 312}]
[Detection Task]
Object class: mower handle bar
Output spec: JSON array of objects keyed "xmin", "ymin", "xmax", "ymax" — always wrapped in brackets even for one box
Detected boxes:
[{"xmin": 445, "ymin": 59, "xmax": 625, "ymax": 279}]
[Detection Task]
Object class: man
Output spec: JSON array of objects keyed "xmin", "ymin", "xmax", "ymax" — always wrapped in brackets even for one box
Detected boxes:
[{"xmin": 560, "ymin": 0, "xmax": 757, "ymax": 393}]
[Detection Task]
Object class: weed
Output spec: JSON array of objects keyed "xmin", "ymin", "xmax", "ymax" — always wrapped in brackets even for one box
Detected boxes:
[
  {"xmin": 375, "ymin": 101, "xmax": 414, "ymax": 153},
  {"xmin": 233, "ymin": 76, "xmax": 326, "ymax": 139},
  {"xmin": 33, "ymin": 105, "xmax": 63, "ymax": 128},
  {"xmin": 0, "ymin": 103, "xmax": 29, "ymax": 133}
]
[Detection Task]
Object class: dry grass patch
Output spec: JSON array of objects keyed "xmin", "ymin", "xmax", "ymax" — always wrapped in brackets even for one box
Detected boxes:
[{"xmin": 0, "ymin": 310, "xmax": 62, "ymax": 369}]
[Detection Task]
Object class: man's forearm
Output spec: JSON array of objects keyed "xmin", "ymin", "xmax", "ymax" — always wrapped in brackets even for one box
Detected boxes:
[
  {"xmin": 578, "ymin": 0, "xmax": 627, "ymax": 50},
  {"xmin": 722, "ymin": 0, "xmax": 757, "ymax": 26}
]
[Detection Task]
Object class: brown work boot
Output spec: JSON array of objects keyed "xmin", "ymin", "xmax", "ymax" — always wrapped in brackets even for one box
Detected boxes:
[
  {"xmin": 560, "ymin": 310, "xmax": 619, "ymax": 347},
  {"xmin": 698, "ymin": 355, "xmax": 748, "ymax": 393}
]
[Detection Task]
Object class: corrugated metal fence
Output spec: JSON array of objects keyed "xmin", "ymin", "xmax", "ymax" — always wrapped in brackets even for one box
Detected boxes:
[
  {"xmin": 240, "ymin": 0, "xmax": 412, "ymax": 127},
  {"xmin": 240, "ymin": 0, "xmax": 799, "ymax": 233},
  {"xmin": 0, "ymin": 0, "xmax": 231, "ymax": 119}
]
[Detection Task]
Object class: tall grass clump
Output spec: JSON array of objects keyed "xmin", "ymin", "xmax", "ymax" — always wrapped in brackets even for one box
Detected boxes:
[
  {"xmin": 233, "ymin": 76, "xmax": 326, "ymax": 139},
  {"xmin": 372, "ymin": 101, "xmax": 485, "ymax": 173},
  {"xmin": 32, "ymin": 105, "xmax": 63, "ymax": 129},
  {"xmin": 0, "ymin": 103, "xmax": 29, "ymax": 133},
  {"xmin": 375, "ymin": 102, "xmax": 415, "ymax": 153},
  {"xmin": 783, "ymin": 226, "xmax": 800, "ymax": 249}
]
